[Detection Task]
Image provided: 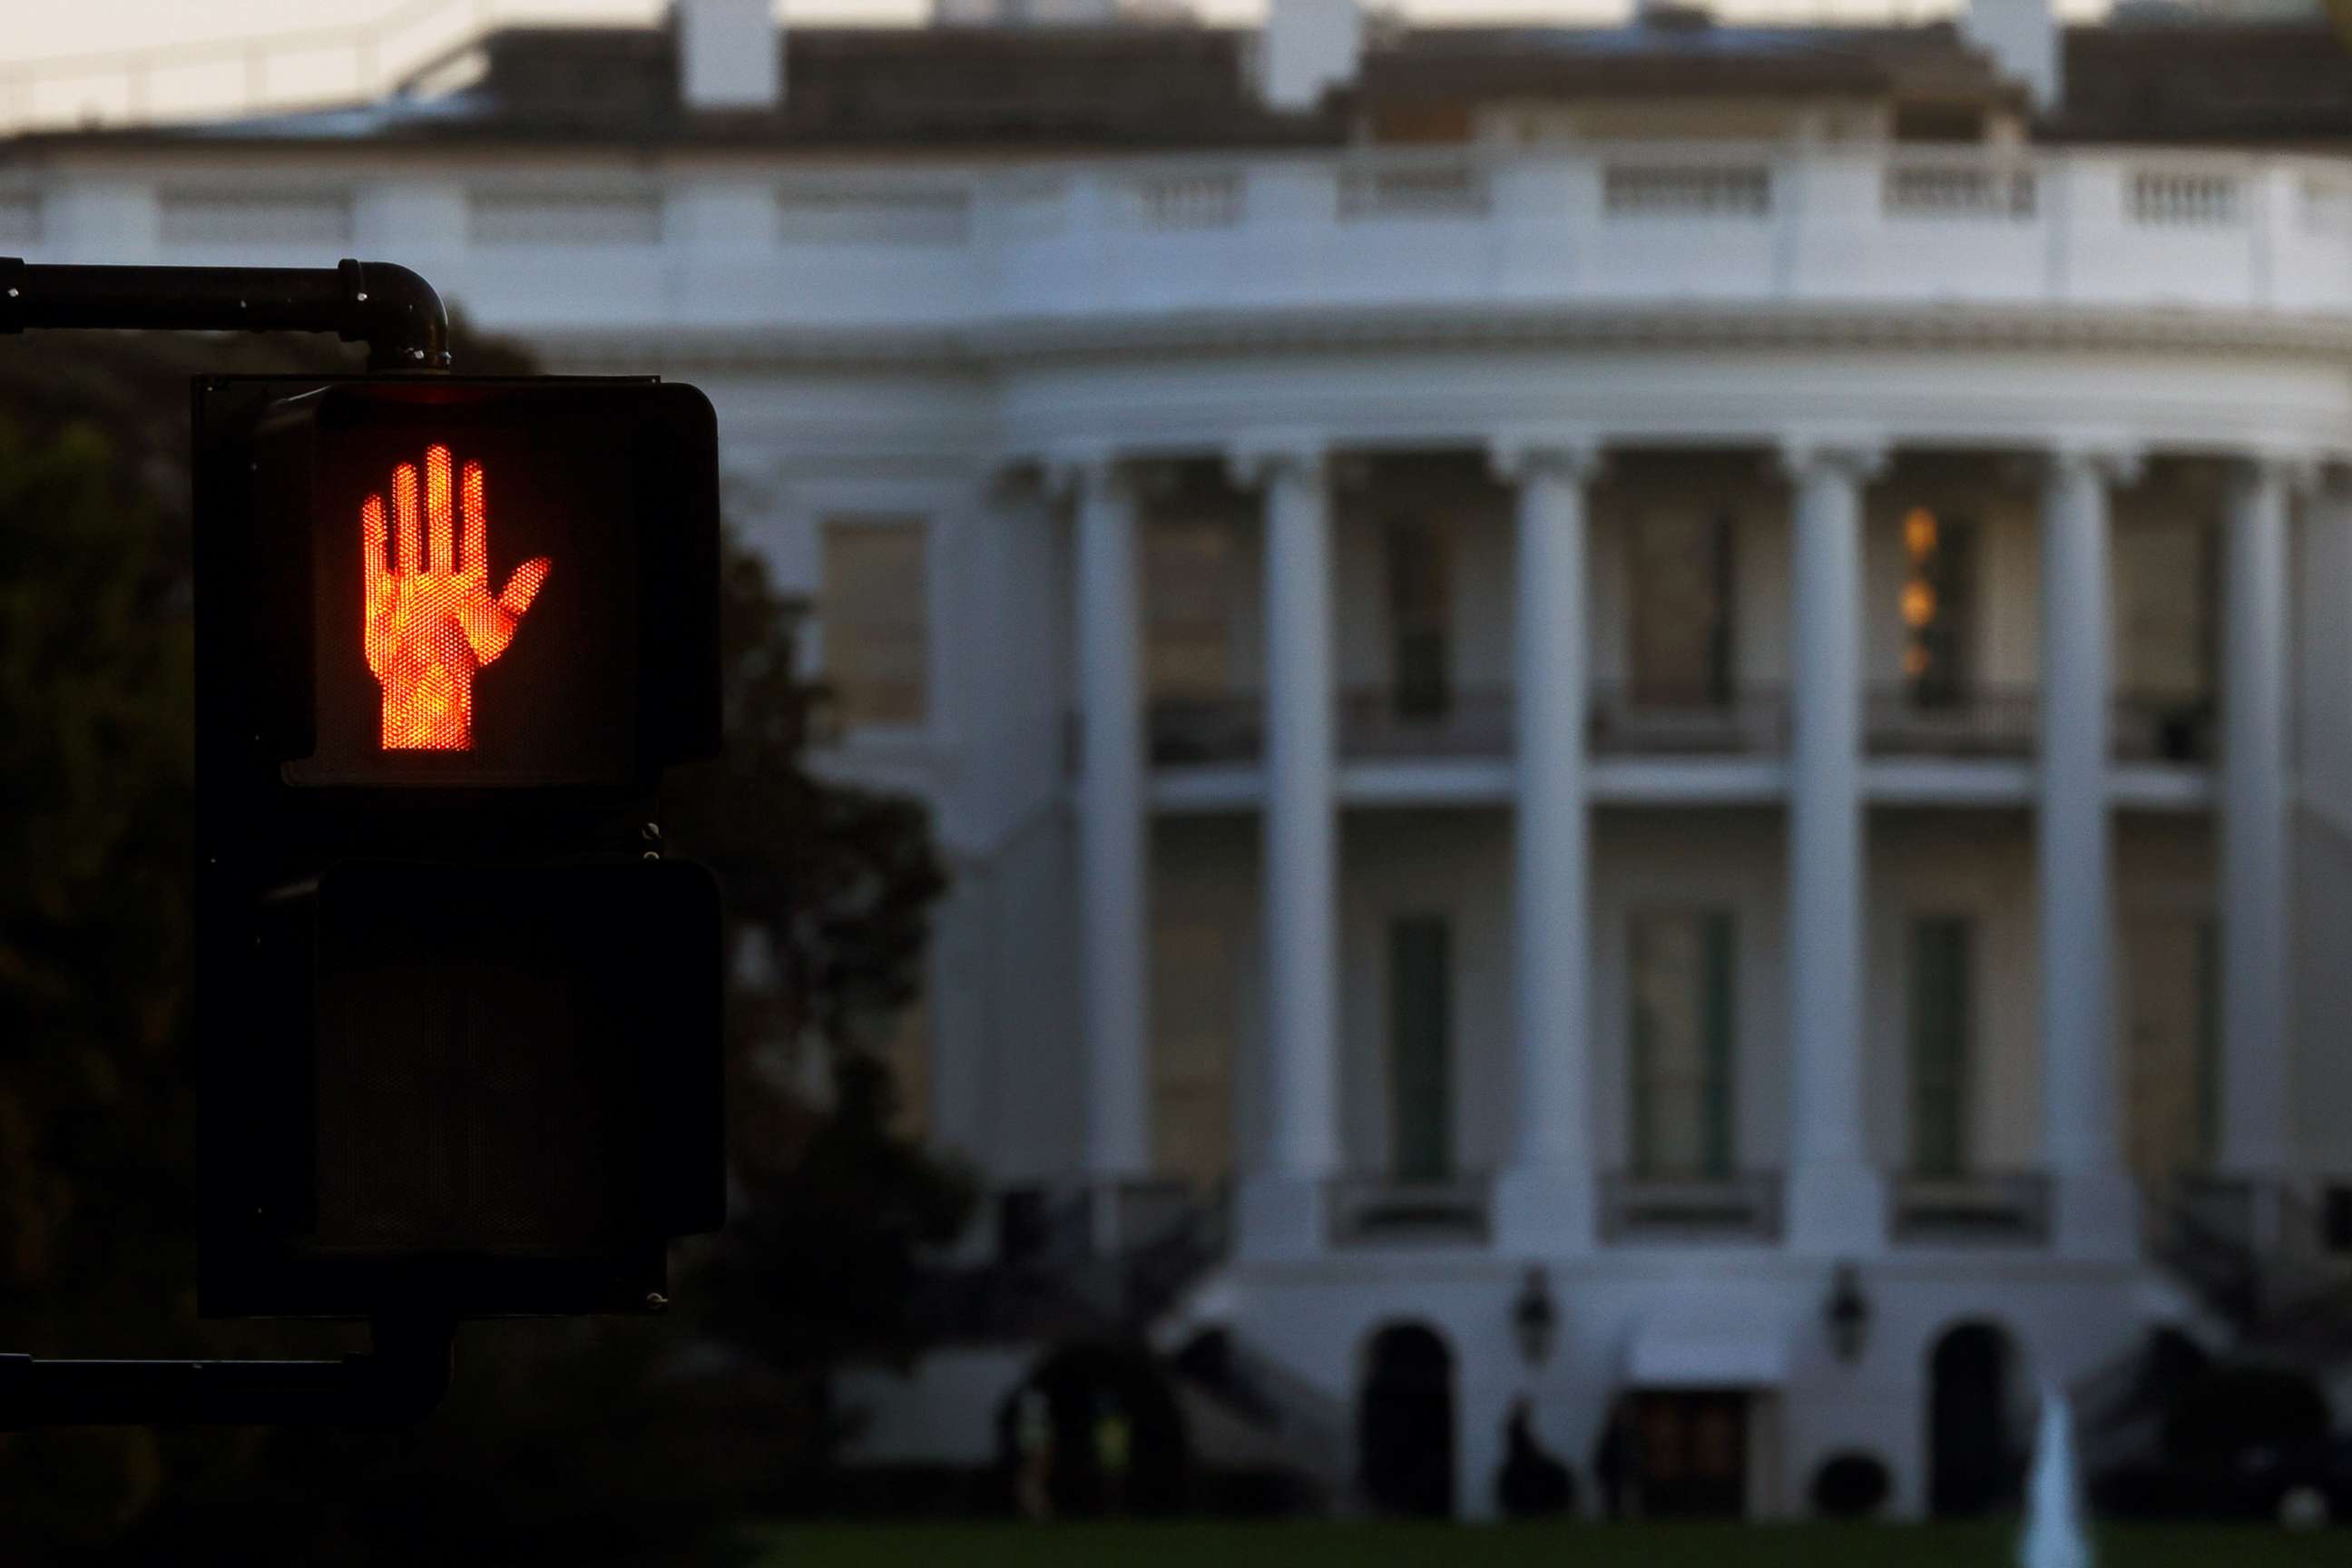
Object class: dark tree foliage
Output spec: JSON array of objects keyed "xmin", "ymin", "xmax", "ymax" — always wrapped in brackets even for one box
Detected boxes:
[
  {"xmin": 665, "ymin": 540, "xmax": 973, "ymax": 1379},
  {"xmin": 0, "ymin": 415, "xmax": 191, "ymax": 1350},
  {"xmin": 0, "ymin": 325, "xmax": 964, "ymax": 1563}
]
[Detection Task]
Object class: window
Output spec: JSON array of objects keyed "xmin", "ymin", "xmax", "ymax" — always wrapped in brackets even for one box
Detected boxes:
[
  {"xmin": 1893, "ymin": 105, "xmax": 1986, "ymax": 143},
  {"xmin": 1630, "ymin": 910, "xmax": 1736, "ymax": 1179},
  {"xmin": 877, "ymin": 1001, "xmax": 930, "ymax": 1142},
  {"xmin": 1369, "ymin": 103, "xmax": 1475, "ymax": 145},
  {"xmin": 1385, "ymin": 519, "xmax": 1452, "ymax": 721},
  {"xmin": 1152, "ymin": 920, "xmax": 1234, "ymax": 1184},
  {"xmin": 819, "ymin": 518, "xmax": 927, "ymax": 728},
  {"xmin": 1143, "ymin": 518, "xmax": 1234, "ymax": 699},
  {"xmin": 2125, "ymin": 914, "xmax": 2218, "ymax": 1189},
  {"xmin": 1908, "ymin": 916, "xmax": 1973, "ymax": 1178},
  {"xmin": 1630, "ymin": 510, "xmax": 1736, "ymax": 706},
  {"xmin": 1388, "ymin": 916, "xmax": 1454, "ymax": 1181},
  {"xmin": 1900, "ymin": 509, "xmax": 1976, "ymax": 707},
  {"xmin": 2121, "ymin": 517, "xmax": 2219, "ymax": 701}
]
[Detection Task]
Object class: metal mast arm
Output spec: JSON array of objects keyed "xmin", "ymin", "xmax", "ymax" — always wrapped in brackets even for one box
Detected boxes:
[{"xmin": 0, "ymin": 257, "xmax": 451, "ymax": 369}]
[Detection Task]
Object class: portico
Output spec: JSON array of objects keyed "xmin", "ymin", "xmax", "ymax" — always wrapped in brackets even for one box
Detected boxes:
[{"xmin": 1058, "ymin": 427, "xmax": 2311, "ymax": 1267}]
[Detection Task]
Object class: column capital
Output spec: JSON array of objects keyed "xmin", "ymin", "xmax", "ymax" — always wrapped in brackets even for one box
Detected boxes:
[
  {"xmin": 2317, "ymin": 460, "xmax": 2352, "ymax": 504},
  {"xmin": 2225, "ymin": 448, "xmax": 2325, "ymax": 502},
  {"xmin": 1040, "ymin": 445, "xmax": 1134, "ymax": 502},
  {"xmin": 1224, "ymin": 434, "xmax": 1328, "ymax": 492},
  {"xmin": 1488, "ymin": 430, "xmax": 1607, "ymax": 486},
  {"xmin": 1776, "ymin": 436, "xmax": 1888, "ymax": 486},
  {"xmin": 2043, "ymin": 438, "xmax": 2145, "ymax": 489}
]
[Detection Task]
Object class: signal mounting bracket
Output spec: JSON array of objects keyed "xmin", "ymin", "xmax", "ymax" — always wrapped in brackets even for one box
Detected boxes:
[{"xmin": 0, "ymin": 256, "xmax": 452, "ymax": 370}]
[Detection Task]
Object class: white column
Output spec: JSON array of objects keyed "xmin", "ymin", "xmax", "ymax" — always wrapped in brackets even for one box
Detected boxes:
[
  {"xmin": 2040, "ymin": 446, "xmax": 2140, "ymax": 1259},
  {"xmin": 1071, "ymin": 459, "xmax": 1151, "ymax": 1208},
  {"xmin": 1493, "ymin": 439, "xmax": 1602, "ymax": 1256},
  {"xmin": 2217, "ymin": 457, "xmax": 2295, "ymax": 1179},
  {"xmin": 1235, "ymin": 445, "xmax": 1339, "ymax": 1259},
  {"xmin": 1782, "ymin": 442, "xmax": 1886, "ymax": 1256}
]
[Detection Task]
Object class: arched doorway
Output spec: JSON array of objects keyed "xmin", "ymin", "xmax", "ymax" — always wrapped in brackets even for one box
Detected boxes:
[
  {"xmin": 1358, "ymin": 1322, "xmax": 1456, "ymax": 1516},
  {"xmin": 1929, "ymin": 1321, "xmax": 2023, "ymax": 1517}
]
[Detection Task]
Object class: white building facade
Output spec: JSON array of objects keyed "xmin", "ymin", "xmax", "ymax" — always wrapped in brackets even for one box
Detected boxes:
[{"xmin": 11, "ymin": 0, "xmax": 2352, "ymax": 1519}]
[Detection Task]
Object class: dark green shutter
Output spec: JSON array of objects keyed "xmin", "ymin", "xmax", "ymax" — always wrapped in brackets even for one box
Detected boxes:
[
  {"xmin": 2196, "ymin": 916, "xmax": 2219, "ymax": 1166},
  {"xmin": 1632, "ymin": 919, "xmax": 1657, "ymax": 1178},
  {"xmin": 1909, "ymin": 917, "xmax": 1972, "ymax": 1178},
  {"xmin": 1700, "ymin": 913, "xmax": 1736, "ymax": 1179},
  {"xmin": 1389, "ymin": 916, "xmax": 1453, "ymax": 1181}
]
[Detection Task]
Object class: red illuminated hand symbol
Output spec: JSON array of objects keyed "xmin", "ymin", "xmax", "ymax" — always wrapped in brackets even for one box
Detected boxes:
[{"xmin": 362, "ymin": 445, "xmax": 552, "ymax": 751}]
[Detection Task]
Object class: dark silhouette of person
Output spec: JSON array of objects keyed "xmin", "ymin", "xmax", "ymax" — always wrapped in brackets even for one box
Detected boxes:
[
  {"xmin": 1496, "ymin": 1397, "xmax": 1575, "ymax": 1517},
  {"xmin": 1593, "ymin": 1396, "xmax": 1634, "ymax": 1519}
]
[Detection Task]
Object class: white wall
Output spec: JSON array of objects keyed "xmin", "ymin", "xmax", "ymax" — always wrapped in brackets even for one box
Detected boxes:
[{"xmin": 1211, "ymin": 1252, "xmax": 2150, "ymax": 1522}]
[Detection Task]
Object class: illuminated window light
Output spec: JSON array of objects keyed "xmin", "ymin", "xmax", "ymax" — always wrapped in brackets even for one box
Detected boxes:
[
  {"xmin": 1905, "ymin": 507, "xmax": 1938, "ymax": 559},
  {"xmin": 362, "ymin": 445, "xmax": 554, "ymax": 751},
  {"xmin": 1901, "ymin": 579, "xmax": 1937, "ymax": 629}
]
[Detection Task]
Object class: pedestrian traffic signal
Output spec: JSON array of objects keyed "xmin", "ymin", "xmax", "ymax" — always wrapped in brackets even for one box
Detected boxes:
[
  {"xmin": 193, "ymin": 376, "xmax": 724, "ymax": 1319},
  {"xmin": 357, "ymin": 443, "xmax": 552, "ymax": 755}
]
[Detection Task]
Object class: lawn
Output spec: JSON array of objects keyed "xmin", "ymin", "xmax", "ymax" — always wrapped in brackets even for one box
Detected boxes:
[{"xmin": 749, "ymin": 1521, "xmax": 2352, "ymax": 1568}]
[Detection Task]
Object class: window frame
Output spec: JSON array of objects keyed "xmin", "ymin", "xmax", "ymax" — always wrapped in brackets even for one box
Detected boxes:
[
  {"xmin": 1629, "ymin": 906, "xmax": 1737, "ymax": 1181},
  {"xmin": 1387, "ymin": 913, "xmax": 1455, "ymax": 1183},
  {"xmin": 1906, "ymin": 914, "xmax": 1975, "ymax": 1179},
  {"xmin": 815, "ymin": 511, "xmax": 934, "ymax": 736}
]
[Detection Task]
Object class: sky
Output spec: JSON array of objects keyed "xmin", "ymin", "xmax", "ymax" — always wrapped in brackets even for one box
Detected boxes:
[{"xmin": 0, "ymin": 0, "xmax": 2115, "ymax": 130}]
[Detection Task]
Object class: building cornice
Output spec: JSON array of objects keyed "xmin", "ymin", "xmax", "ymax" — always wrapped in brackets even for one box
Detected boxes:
[{"xmin": 533, "ymin": 300, "xmax": 2352, "ymax": 376}]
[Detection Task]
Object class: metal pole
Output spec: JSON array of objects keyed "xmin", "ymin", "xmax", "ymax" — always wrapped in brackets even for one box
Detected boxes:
[{"xmin": 0, "ymin": 257, "xmax": 453, "ymax": 371}]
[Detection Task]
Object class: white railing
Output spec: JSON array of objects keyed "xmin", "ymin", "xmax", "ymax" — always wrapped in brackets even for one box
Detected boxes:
[
  {"xmin": 158, "ymin": 189, "xmax": 355, "ymax": 247},
  {"xmin": 776, "ymin": 184, "xmax": 974, "ymax": 246},
  {"xmin": 2128, "ymin": 167, "xmax": 2243, "ymax": 227},
  {"xmin": 1883, "ymin": 157, "xmax": 2037, "ymax": 220},
  {"xmin": 1118, "ymin": 171, "xmax": 1243, "ymax": 231},
  {"xmin": 1338, "ymin": 155, "xmax": 1490, "ymax": 221},
  {"xmin": 13, "ymin": 144, "xmax": 2352, "ymax": 331},
  {"xmin": 1602, "ymin": 159, "xmax": 1772, "ymax": 218},
  {"xmin": 468, "ymin": 189, "xmax": 663, "ymax": 247}
]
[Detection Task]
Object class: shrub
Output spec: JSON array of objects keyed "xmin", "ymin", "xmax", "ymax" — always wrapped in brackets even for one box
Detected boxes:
[{"xmin": 1811, "ymin": 1451, "xmax": 1893, "ymax": 1519}]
